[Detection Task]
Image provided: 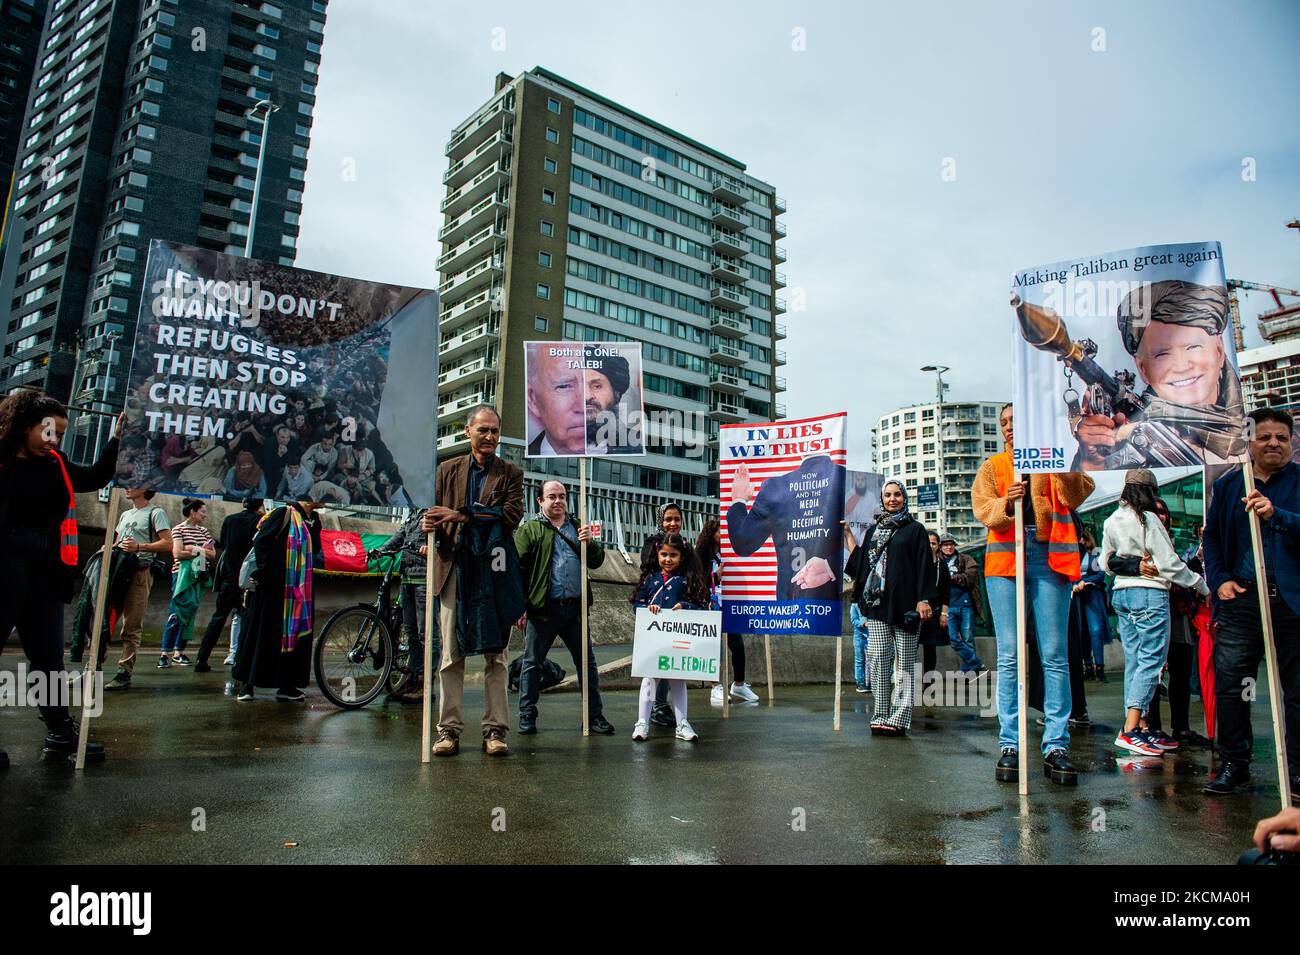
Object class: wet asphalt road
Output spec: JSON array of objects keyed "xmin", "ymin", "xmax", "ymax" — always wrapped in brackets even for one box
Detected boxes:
[{"xmin": 0, "ymin": 654, "xmax": 1284, "ymax": 864}]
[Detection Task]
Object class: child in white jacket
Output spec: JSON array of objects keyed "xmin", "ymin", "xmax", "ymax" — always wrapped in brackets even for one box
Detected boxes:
[{"xmin": 1100, "ymin": 469, "xmax": 1208, "ymax": 757}]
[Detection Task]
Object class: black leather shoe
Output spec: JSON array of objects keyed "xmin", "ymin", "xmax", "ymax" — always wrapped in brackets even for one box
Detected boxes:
[
  {"xmin": 589, "ymin": 715, "xmax": 615, "ymax": 735},
  {"xmin": 1043, "ymin": 749, "xmax": 1078, "ymax": 786},
  {"xmin": 43, "ymin": 722, "xmax": 105, "ymax": 763},
  {"xmin": 649, "ymin": 702, "xmax": 676, "ymax": 728},
  {"xmin": 995, "ymin": 748, "xmax": 1018, "ymax": 783},
  {"xmin": 518, "ymin": 718, "xmax": 537, "ymax": 735},
  {"xmin": 1204, "ymin": 761, "xmax": 1250, "ymax": 795},
  {"xmin": 194, "ymin": 661, "xmax": 212, "ymax": 673}
]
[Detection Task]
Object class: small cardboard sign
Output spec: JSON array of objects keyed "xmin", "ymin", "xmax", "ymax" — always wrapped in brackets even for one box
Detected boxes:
[
  {"xmin": 587, "ymin": 520, "xmax": 602, "ymax": 541},
  {"xmin": 631, "ymin": 607, "xmax": 722, "ymax": 682}
]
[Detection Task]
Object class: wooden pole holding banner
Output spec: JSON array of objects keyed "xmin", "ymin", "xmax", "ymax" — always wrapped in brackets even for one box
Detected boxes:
[
  {"xmin": 764, "ymin": 635, "xmax": 774, "ymax": 704},
  {"xmin": 720, "ymin": 626, "xmax": 729, "ymax": 719},
  {"xmin": 420, "ymin": 525, "xmax": 436, "ymax": 763},
  {"xmin": 1014, "ymin": 471, "xmax": 1029, "ymax": 796},
  {"xmin": 580, "ymin": 458, "xmax": 590, "ymax": 736},
  {"xmin": 76, "ymin": 487, "xmax": 121, "ymax": 770},
  {"xmin": 833, "ymin": 636, "xmax": 843, "ymax": 732},
  {"xmin": 1241, "ymin": 464, "xmax": 1293, "ymax": 809}
]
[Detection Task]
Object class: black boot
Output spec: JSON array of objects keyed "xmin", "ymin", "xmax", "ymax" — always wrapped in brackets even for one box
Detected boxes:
[
  {"xmin": 1043, "ymin": 748, "xmax": 1078, "ymax": 786},
  {"xmin": 1203, "ymin": 761, "xmax": 1250, "ymax": 796},
  {"xmin": 43, "ymin": 720, "xmax": 105, "ymax": 763},
  {"xmin": 995, "ymin": 747, "xmax": 1018, "ymax": 783}
]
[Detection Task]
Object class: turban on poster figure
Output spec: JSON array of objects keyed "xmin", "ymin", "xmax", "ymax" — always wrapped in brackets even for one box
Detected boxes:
[{"xmin": 524, "ymin": 341, "xmax": 645, "ymax": 458}]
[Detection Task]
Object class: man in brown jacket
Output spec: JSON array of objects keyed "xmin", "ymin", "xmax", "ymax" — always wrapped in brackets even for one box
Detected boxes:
[{"xmin": 421, "ymin": 405, "xmax": 523, "ymax": 757}]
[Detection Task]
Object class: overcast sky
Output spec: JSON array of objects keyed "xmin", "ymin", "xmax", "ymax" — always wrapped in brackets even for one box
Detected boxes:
[{"xmin": 295, "ymin": 0, "xmax": 1300, "ymax": 495}]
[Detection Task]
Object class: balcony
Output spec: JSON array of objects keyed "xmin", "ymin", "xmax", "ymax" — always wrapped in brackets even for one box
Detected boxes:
[
  {"xmin": 437, "ymin": 224, "xmax": 505, "ymax": 275},
  {"xmin": 775, "ymin": 376, "xmax": 787, "ymax": 392},
  {"xmin": 774, "ymin": 195, "xmax": 787, "ymax": 215},
  {"xmin": 774, "ymin": 322, "xmax": 787, "ymax": 339},
  {"xmin": 443, "ymin": 128, "xmax": 513, "ymax": 191},
  {"xmin": 437, "ymin": 390, "xmax": 486, "ymax": 425},
  {"xmin": 774, "ymin": 220, "xmax": 787, "ymax": 238},
  {"xmin": 774, "ymin": 296, "xmax": 787, "ymax": 314},
  {"xmin": 438, "ymin": 320, "xmax": 499, "ymax": 363},
  {"xmin": 776, "ymin": 402, "xmax": 787, "ymax": 418},
  {"xmin": 445, "ymin": 96, "xmax": 514, "ymax": 158},
  {"xmin": 710, "ymin": 310, "xmax": 747, "ymax": 339},
  {"xmin": 711, "ymin": 228, "xmax": 748, "ymax": 257},
  {"xmin": 710, "ymin": 341, "xmax": 745, "ymax": 366},
  {"xmin": 438, "ymin": 253, "xmax": 503, "ymax": 301},
  {"xmin": 711, "ymin": 173, "xmax": 748, "ymax": 205},
  {"xmin": 775, "ymin": 349, "xmax": 787, "ymax": 365},
  {"xmin": 709, "ymin": 285, "xmax": 747, "ymax": 310},
  {"xmin": 711, "ymin": 201, "xmax": 747, "ymax": 231},
  {"xmin": 774, "ymin": 244, "xmax": 787, "ymax": 263},
  {"xmin": 438, "ymin": 356, "xmax": 494, "ymax": 389},
  {"xmin": 439, "ymin": 192, "xmax": 507, "ymax": 247},
  {"xmin": 440, "ymin": 160, "xmax": 510, "ymax": 218},
  {"xmin": 709, "ymin": 370, "xmax": 745, "ymax": 395},
  {"xmin": 437, "ymin": 432, "xmax": 469, "ymax": 452},
  {"xmin": 439, "ymin": 285, "xmax": 499, "ymax": 333},
  {"xmin": 709, "ymin": 400, "xmax": 744, "ymax": 422},
  {"xmin": 774, "ymin": 270, "xmax": 787, "ymax": 288},
  {"xmin": 710, "ymin": 255, "xmax": 746, "ymax": 285}
]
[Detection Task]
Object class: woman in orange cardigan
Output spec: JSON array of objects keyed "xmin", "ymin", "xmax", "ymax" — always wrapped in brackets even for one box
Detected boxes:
[{"xmin": 971, "ymin": 403, "xmax": 1094, "ymax": 786}]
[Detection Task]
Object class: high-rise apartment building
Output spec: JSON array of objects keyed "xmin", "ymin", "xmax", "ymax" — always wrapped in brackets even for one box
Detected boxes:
[
  {"xmin": 1, "ymin": 0, "xmax": 327, "ymax": 457},
  {"xmin": 1, "ymin": 0, "xmax": 46, "ymax": 206},
  {"xmin": 437, "ymin": 67, "xmax": 788, "ymax": 551},
  {"xmin": 873, "ymin": 400, "xmax": 1006, "ymax": 543}
]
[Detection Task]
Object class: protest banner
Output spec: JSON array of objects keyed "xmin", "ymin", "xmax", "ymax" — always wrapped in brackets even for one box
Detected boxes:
[
  {"xmin": 1010, "ymin": 241, "xmax": 1246, "ymax": 475},
  {"xmin": 116, "ymin": 240, "xmax": 438, "ymax": 507},
  {"xmin": 521, "ymin": 340, "xmax": 643, "ymax": 733},
  {"xmin": 720, "ymin": 412, "xmax": 848, "ymax": 700},
  {"xmin": 523, "ymin": 340, "xmax": 645, "ymax": 457},
  {"xmin": 631, "ymin": 608, "xmax": 722, "ymax": 682}
]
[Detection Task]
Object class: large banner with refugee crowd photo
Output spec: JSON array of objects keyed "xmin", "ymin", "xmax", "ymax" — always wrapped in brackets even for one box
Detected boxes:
[
  {"xmin": 720, "ymin": 412, "xmax": 847, "ymax": 636},
  {"xmin": 116, "ymin": 240, "xmax": 438, "ymax": 508},
  {"xmin": 1009, "ymin": 241, "xmax": 1248, "ymax": 475},
  {"xmin": 523, "ymin": 340, "xmax": 645, "ymax": 457}
]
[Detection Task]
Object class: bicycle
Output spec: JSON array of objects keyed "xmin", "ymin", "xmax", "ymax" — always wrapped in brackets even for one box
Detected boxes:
[{"xmin": 313, "ymin": 556, "xmax": 418, "ymax": 709}]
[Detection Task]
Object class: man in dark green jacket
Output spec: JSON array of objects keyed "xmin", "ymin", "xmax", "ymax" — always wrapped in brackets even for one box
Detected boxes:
[{"xmin": 513, "ymin": 479, "xmax": 614, "ymax": 735}]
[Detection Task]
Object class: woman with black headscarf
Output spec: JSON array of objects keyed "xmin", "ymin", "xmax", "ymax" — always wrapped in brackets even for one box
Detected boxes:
[{"xmin": 843, "ymin": 480, "xmax": 937, "ymax": 736}]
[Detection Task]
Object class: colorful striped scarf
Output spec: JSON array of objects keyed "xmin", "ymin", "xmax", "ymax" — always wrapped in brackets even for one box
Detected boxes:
[{"xmin": 282, "ymin": 506, "xmax": 313, "ymax": 652}]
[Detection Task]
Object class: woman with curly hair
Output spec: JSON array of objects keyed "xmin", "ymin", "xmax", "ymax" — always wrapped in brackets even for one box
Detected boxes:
[{"xmin": 0, "ymin": 391, "xmax": 122, "ymax": 765}]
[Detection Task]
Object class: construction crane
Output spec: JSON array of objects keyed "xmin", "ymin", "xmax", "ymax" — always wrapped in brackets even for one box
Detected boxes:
[{"xmin": 1227, "ymin": 279, "xmax": 1300, "ymax": 349}]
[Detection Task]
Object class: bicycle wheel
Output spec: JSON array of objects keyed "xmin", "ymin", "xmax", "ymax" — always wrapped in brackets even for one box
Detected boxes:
[{"xmin": 313, "ymin": 606, "xmax": 395, "ymax": 709}]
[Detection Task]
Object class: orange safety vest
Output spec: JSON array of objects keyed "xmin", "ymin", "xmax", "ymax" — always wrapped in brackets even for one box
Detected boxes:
[
  {"xmin": 983, "ymin": 451, "xmax": 1081, "ymax": 580},
  {"xmin": 49, "ymin": 449, "xmax": 79, "ymax": 567}
]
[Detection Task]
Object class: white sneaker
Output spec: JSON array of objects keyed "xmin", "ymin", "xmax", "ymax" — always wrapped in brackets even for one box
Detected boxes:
[
  {"xmin": 222, "ymin": 653, "xmax": 236, "ymax": 666},
  {"xmin": 675, "ymin": 720, "xmax": 698, "ymax": 742},
  {"xmin": 710, "ymin": 684, "xmax": 725, "ymax": 705},
  {"xmin": 632, "ymin": 719, "xmax": 649, "ymax": 741},
  {"xmin": 730, "ymin": 682, "xmax": 760, "ymax": 703}
]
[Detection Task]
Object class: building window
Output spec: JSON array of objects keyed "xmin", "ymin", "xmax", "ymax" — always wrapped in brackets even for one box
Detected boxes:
[
  {"xmin": 541, "ymin": 188, "xmax": 555, "ymax": 204},
  {"xmin": 545, "ymin": 126, "xmax": 559, "ymax": 144},
  {"xmin": 543, "ymin": 157, "xmax": 557, "ymax": 174},
  {"xmin": 253, "ymin": 44, "xmax": 275, "ymax": 60},
  {"xmin": 538, "ymin": 251, "xmax": 551, "ymax": 268},
  {"xmin": 534, "ymin": 315, "xmax": 548, "ymax": 332},
  {"xmin": 298, "ymin": 101, "xmax": 313, "ymax": 116},
  {"xmin": 289, "ymin": 167, "xmax": 305, "ymax": 181},
  {"xmin": 539, "ymin": 220, "xmax": 553, "ymax": 237},
  {"xmin": 547, "ymin": 97, "xmax": 561, "ymax": 114},
  {"xmin": 536, "ymin": 283, "xmax": 550, "ymax": 300},
  {"xmin": 262, "ymin": 2, "xmax": 283, "ymax": 17}
]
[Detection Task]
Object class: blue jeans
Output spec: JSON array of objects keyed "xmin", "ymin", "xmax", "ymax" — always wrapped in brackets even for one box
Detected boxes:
[
  {"xmin": 946, "ymin": 593, "xmax": 984, "ymax": 671},
  {"xmin": 1112, "ymin": 586, "xmax": 1171, "ymax": 716},
  {"xmin": 985, "ymin": 535, "xmax": 1073, "ymax": 755},
  {"xmin": 850, "ymin": 603, "xmax": 870, "ymax": 688}
]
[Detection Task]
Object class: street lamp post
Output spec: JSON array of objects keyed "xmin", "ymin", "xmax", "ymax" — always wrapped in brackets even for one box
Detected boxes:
[
  {"xmin": 921, "ymin": 364, "xmax": 950, "ymax": 533},
  {"xmin": 245, "ymin": 99, "xmax": 279, "ymax": 258}
]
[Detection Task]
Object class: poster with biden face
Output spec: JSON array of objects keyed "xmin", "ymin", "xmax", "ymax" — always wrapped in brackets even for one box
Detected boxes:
[
  {"xmin": 524, "ymin": 341, "xmax": 645, "ymax": 457},
  {"xmin": 1010, "ymin": 241, "xmax": 1249, "ymax": 474}
]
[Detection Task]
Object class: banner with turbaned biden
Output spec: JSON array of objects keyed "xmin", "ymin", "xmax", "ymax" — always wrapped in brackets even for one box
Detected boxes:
[
  {"xmin": 1010, "ymin": 241, "xmax": 1248, "ymax": 474},
  {"xmin": 523, "ymin": 340, "xmax": 645, "ymax": 457},
  {"xmin": 116, "ymin": 240, "xmax": 438, "ymax": 508},
  {"xmin": 720, "ymin": 412, "xmax": 847, "ymax": 636}
]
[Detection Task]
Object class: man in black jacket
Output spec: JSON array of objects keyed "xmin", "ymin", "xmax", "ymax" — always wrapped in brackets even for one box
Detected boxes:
[{"xmin": 194, "ymin": 495, "xmax": 264, "ymax": 672}]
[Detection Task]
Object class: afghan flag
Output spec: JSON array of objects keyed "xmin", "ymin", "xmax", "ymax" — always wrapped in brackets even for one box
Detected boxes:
[{"xmin": 318, "ymin": 531, "xmax": 403, "ymax": 576}]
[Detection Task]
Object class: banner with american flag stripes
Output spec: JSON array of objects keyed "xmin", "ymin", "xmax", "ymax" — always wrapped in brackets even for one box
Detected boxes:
[{"xmin": 720, "ymin": 412, "xmax": 847, "ymax": 636}]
